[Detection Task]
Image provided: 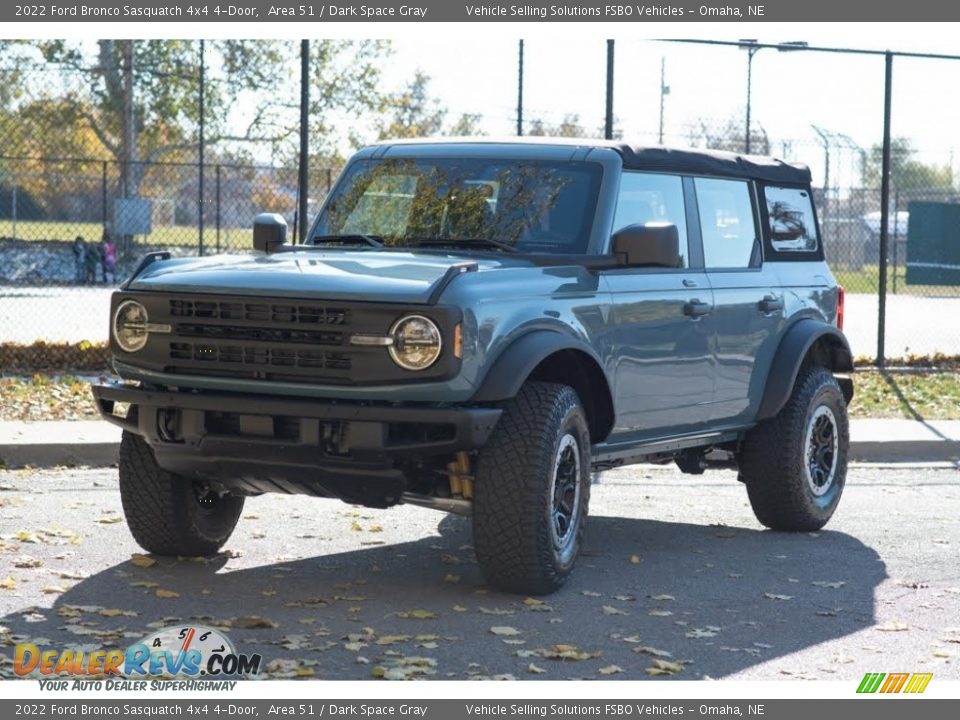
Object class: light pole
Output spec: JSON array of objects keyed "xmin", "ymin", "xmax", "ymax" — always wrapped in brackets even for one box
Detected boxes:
[
  {"xmin": 739, "ymin": 39, "xmax": 808, "ymax": 154},
  {"xmin": 739, "ymin": 39, "xmax": 760, "ymax": 154}
]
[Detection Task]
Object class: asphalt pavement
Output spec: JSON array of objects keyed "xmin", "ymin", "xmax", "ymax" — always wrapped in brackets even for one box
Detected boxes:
[{"xmin": 1, "ymin": 464, "xmax": 957, "ymax": 682}]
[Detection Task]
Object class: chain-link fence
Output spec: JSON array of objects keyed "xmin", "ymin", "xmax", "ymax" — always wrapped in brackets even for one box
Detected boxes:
[{"xmin": 2, "ymin": 38, "xmax": 960, "ymax": 370}]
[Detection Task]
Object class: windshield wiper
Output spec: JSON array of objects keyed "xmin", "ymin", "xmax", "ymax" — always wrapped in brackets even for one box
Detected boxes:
[
  {"xmin": 406, "ymin": 237, "xmax": 520, "ymax": 254},
  {"xmin": 311, "ymin": 234, "xmax": 384, "ymax": 248}
]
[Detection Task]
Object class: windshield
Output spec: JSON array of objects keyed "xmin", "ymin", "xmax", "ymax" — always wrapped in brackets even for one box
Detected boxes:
[{"xmin": 313, "ymin": 157, "xmax": 603, "ymax": 254}]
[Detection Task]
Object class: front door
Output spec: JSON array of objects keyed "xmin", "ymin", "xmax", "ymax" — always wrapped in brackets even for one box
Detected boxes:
[{"xmin": 604, "ymin": 172, "xmax": 715, "ymax": 441}]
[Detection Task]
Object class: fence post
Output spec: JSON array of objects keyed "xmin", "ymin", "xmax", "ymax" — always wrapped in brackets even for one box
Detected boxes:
[
  {"xmin": 877, "ymin": 50, "xmax": 893, "ymax": 368},
  {"xmin": 216, "ymin": 164, "xmax": 221, "ymax": 254},
  {"xmin": 11, "ymin": 181, "xmax": 16, "ymax": 240},
  {"xmin": 101, "ymin": 160, "xmax": 108, "ymax": 230}
]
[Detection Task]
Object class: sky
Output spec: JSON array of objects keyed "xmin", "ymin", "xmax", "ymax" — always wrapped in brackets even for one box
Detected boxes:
[{"xmin": 12, "ymin": 20, "xmax": 960, "ymax": 189}]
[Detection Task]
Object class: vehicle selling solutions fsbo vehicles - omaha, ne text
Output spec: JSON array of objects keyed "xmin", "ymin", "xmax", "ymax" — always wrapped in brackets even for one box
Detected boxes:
[{"xmin": 92, "ymin": 138, "xmax": 854, "ymax": 594}]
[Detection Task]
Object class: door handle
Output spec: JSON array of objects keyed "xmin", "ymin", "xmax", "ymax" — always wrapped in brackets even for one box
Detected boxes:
[
  {"xmin": 758, "ymin": 296, "xmax": 784, "ymax": 313},
  {"xmin": 683, "ymin": 299, "xmax": 713, "ymax": 318}
]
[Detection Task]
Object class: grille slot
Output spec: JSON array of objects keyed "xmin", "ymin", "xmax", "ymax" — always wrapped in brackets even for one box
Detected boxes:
[
  {"xmin": 170, "ymin": 299, "xmax": 349, "ymax": 326},
  {"xmin": 169, "ymin": 342, "xmax": 351, "ymax": 371}
]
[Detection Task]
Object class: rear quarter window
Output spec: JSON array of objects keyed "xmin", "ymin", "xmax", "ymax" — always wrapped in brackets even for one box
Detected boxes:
[{"xmin": 762, "ymin": 185, "xmax": 821, "ymax": 258}]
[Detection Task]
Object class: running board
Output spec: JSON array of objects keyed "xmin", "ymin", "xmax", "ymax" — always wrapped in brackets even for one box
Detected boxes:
[{"xmin": 591, "ymin": 430, "xmax": 740, "ymax": 470}]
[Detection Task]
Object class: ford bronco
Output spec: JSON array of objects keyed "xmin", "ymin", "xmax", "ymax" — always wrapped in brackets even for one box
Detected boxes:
[{"xmin": 92, "ymin": 139, "xmax": 853, "ymax": 594}]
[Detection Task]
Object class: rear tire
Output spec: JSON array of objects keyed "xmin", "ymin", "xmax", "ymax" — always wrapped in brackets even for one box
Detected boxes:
[
  {"xmin": 119, "ymin": 432, "xmax": 244, "ymax": 555},
  {"xmin": 739, "ymin": 366, "xmax": 848, "ymax": 531},
  {"xmin": 473, "ymin": 382, "xmax": 591, "ymax": 595}
]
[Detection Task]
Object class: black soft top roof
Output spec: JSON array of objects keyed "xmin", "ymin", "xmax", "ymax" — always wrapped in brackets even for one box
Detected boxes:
[
  {"xmin": 615, "ymin": 145, "xmax": 811, "ymax": 184},
  {"xmin": 365, "ymin": 138, "xmax": 812, "ymax": 185}
]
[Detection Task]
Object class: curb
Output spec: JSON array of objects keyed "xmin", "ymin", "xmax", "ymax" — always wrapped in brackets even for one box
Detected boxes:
[{"xmin": 1, "ymin": 425, "xmax": 958, "ymax": 469}]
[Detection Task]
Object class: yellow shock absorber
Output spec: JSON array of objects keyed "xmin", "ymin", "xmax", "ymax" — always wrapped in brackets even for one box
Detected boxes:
[
  {"xmin": 447, "ymin": 459, "xmax": 463, "ymax": 497},
  {"xmin": 457, "ymin": 451, "xmax": 473, "ymax": 499}
]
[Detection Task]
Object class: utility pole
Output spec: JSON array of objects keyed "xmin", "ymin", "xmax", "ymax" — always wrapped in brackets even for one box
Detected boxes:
[
  {"xmin": 604, "ymin": 40, "xmax": 614, "ymax": 140},
  {"xmin": 517, "ymin": 40, "xmax": 524, "ymax": 136},
  {"xmin": 658, "ymin": 57, "xmax": 669, "ymax": 144},
  {"xmin": 121, "ymin": 40, "xmax": 135, "ymax": 257},
  {"xmin": 298, "ymin": 39, "xmax": 310, "ymax": 244},
  {"xmin": 198, "ymin": 39, "xmax": 205, "ymax": 256}
]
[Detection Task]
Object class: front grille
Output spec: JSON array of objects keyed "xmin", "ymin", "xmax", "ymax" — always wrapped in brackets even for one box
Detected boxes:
[{"xmin": 162, "ymin": 296, "xmax": 358, "ymax": 382}]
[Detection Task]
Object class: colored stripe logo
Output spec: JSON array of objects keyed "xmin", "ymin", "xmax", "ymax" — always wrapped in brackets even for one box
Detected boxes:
[{"xmin": 857, "ymin": 672, "xmax": 932, "ymax": 694}]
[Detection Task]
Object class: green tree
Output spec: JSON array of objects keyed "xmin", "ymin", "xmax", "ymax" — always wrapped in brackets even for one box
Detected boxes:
[
  {"xmin": 377, "ymin": 71, "xmax": 446, "ymax": 140},
  {"xmin": 0, "ymin": 39, "xmax": 393, "ymax": 191},
  {"xmin": 862, "ymin": 138, "xmax": 953, "ymax": 191}
]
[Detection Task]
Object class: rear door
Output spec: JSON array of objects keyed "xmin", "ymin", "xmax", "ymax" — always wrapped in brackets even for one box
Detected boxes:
[{"xmin": 694, "ymin": 177, "xmax": 785, "ymax": 425}]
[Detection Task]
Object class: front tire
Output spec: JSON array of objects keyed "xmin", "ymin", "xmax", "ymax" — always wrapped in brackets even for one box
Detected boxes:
[
  {"xmin": 119, "ymin": 432, "xmax": 244, "ymax": 556},
  {"xmin": 473, "ymin": 382, "xmax": 591, "ymax": 594},
  {"xmin": 739, "ymin": 365, "xmax": 849, "ymax": 531}
]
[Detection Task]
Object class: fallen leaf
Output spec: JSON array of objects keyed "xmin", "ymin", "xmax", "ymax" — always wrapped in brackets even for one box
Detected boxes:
[
  {"xmin": 367, "ymin": 525, "xmax": 383, "ymax": 533},
  {"xmin": 652, "ymin": 659, "xmax": 684, "ymax": 673},
  {"xmin": 96, "ymin": 517, "xmax": 123, "ymax": 525},
  {"xmin": 598, "ymin": 664, "xmax": 624, "ymax": 675},
  {"xmin": 876, "ymin": 619, "xmax": 910, "ymax": 632},
  {"xmin": 452, "ymin": 605, "xmax": 467, "ymax": 613},
  {"xmin": 129, "ymin": 581, "xmax": 159, "ymax": 589},
  {"xmin": 630, "ymin": 555, "xmax": 641, "ymax": 564},
  {"xmin": 99, "ymin": 608, "xmax": 138, "ymax": 618},
  {"xmin": 812, "ymin": 581, "xmax": 846, "ymax": 589},
  {"xmin": 633, "ymin": 646, "xmax": 673, "ymax": 658},
  {"xmin": 230, "ymin": 616, "xmax": 276, "ymax": 629},
  {"xmin": 13, "ymin": 557, "xmax": 42, "ymax": 569},
  {"xmin": 764, "ymin": 593, "xmax": 793, "ymax": 601},
  {"xmin": 490, "ymin": 626, "xmax": 521, "ymax": 636},
  {"xmin": 350, "ymin": 521, "xmax": 363, "ymax": 531},
  {"xmin": 540, "ymin": 644, "xmax": 600, "ymax": 661},
  {"xmin": 581, "ymin": 590, "xmax": 602, "ymax": 597},
  {"xmin": 397, "ymin": 609, "xmax": 437, "ymax": 620},
  {"xmin": 16, "ymin": 531, "xmax": 40, "ymax": 543},
  {"xmin": 613, "ymin": 594, "xmax": 636, "ymax": 602},
  {"xmin": 650, "ymin": 594, "xmax": 675, "ymax": 601},
  {"xmin": 648, "ymin": 610, "xmax": 673, "ymax": 617},
  {"xmin": 155, "ymin": 589, "xmax": 179, "ymax": 599},
  {"xmin": 376, "ymin": 635, "xmax": 411, "ymax": 645},
  {"xmin": 685, "ymin": 628, "xmax": 718, "ymax": 639},
  {"xmin": 602, "ymin": 605, "xmax": 628, "ymax": 616},
  {"xmin": 527, "ymin": 663, "xmax": 546, "ymax": 674},
  {"xmin": 1, "ymin": 577, "xmax": 17, "ymax": 590},
  {"xmin": 443, "ymin": 574, "xmax": 460, "ymax": 583},
  {"xmin": 42, "ymin": 585, "xmax": 68, "ymax": 594},
  {"xmin": 130, "ymin": 554, "xmax": 156, "ymax": 568},
  {"xmin": 479, "ymin": 607, "xmax": 515, "ymax": 616},
  {"xmin": 523, "ymin": 597, "xmax": 545, "ymax": 606},
  {"xmin": 933, "ymin": 649, "xmax": 953, "ymax": 658}
]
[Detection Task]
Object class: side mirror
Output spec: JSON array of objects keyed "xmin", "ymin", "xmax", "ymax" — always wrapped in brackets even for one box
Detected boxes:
[
  {"xmin": 612, "ymin": 222, "xmax": 682, "ymax": 268},
  {"xmin": 253, "ymin": 213, "xmax": 288, "ymax": 254}
]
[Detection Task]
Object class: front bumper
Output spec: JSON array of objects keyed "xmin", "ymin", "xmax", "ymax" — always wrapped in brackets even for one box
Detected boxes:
[{"xmin": 92, "ymin": 379, "xmax": 501, "ymax": 501}]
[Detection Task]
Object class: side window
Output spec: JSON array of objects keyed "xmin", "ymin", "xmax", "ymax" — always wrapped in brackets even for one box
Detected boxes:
[
  {"xmin": 764, "ymin": 185, "xmax": 819, "ymax": 253},
  {"xmin": 694, "ymin": 178, "xmax": 757, "ymax": 269},
  {"xmin": 613, "ymin": 172, "xmax": 688, "ymax": 268}
]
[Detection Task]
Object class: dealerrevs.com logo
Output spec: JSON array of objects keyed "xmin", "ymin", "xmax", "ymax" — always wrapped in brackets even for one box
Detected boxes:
[
  {"xmin": 14, "ymin": 624, "xmax": 262, "ymax": 687},
  {"xmin": 857, "ymin": 672, "xmax": 933, "ymax": 694}
]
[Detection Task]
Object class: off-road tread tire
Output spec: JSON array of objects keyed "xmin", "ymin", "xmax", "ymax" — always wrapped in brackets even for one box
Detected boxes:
[
  {"xmin": 119, "ymin": 432, "xmax": 244, "ymax": 556},
  {"xmin": 740, "ymin": 366, "xmax": 848, "ymax": 532},
  {"xmin": 473, "ymin": 382, "xmax": 590, "ymax": 595}
]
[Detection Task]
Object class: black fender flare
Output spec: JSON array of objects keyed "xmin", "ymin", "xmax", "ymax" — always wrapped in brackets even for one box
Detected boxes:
[
  {"xmin": 756, "ymin": 318, "xmax": 854, "ymax": 421},
  {"xmin": 471, "ymin": 331, "xmax": 608, "ymax": 403}
]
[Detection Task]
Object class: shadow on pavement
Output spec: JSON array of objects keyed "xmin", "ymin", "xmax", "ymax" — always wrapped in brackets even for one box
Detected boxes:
[{"xmin": 0, "ymin": 513, "xmax": 886, "ymax": 680}]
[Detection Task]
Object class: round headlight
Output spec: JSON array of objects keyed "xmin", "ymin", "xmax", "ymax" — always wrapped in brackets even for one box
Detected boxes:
[
  {"xmin": 113, "ymin": 300, "xmax": 149, "ymax": 353},
  {"xmin": 388, "ymin": 315, "xmax": 442, "ymax": 371}
]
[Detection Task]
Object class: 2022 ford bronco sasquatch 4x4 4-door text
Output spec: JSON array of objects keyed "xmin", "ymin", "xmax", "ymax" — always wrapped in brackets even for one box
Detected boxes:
[{"xmin": 93, "ymin": 139, "xmax": 854, "ymax": 595}]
